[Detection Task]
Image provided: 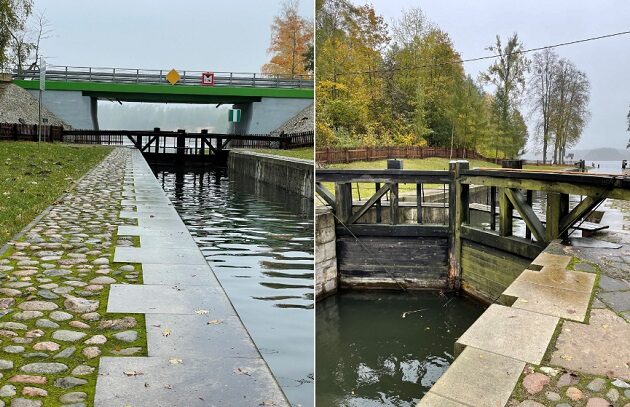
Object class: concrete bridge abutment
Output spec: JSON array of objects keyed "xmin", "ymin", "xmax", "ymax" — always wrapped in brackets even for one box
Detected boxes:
[
  {"xmin": 230, "ymin": 97, "xmax": 312, "ymax": 134},
  {"xmin": 28, "ymin": 89, "xmax": 99, "ymax": 129}
]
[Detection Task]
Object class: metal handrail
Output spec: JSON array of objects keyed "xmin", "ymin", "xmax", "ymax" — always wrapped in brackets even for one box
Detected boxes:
[{"xmin": 12, "ymin": 64, "xmax": 314, "ymax": 89}]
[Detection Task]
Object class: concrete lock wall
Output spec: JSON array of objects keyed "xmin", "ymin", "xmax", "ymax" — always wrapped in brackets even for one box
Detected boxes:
[
  {"xmin": 28, "ymin": 89, "xmax": 98, "ymax": 129},
  {"xmin": 230, "ymin": 98, "xmax": 313, "ymax": 134},
  {"xmin": 227, "ymin": 151, "xmax": 313, "ymax": 198},
  {"xmin": 316, "ymin": 208, "xmax": 338, "ymax": 300}
]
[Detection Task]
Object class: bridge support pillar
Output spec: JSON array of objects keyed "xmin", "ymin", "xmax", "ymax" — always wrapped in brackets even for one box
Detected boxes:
[
  {"xmin": 27, "ymin": 90, "xmax": 98, "ymax": 129},
  {"xmin": 229, "ymin": 98, "xmax": 312, "ymax": 134}
]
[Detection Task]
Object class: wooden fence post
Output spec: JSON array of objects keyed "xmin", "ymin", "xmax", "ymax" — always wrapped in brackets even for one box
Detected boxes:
[
  {"xmin": 335, "ymin": 183, "xmax": 353, "ymax": 223},
  {"xmin": 546, "ymin": 192, "xmax": 569, "ymax": 242},
  {"xmin": 154, "ymin": 128, "xmax": 161, "ymax": 154},
  {"xmin": 448, "ymin": 160, "xmax": 469, "ymax": 290}
]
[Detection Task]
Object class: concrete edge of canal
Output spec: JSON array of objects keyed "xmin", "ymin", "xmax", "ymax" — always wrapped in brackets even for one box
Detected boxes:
[
  {"xmin": 94, "ymin": 149, "xmax": 290, "ymax": 406},
  {"xmin": 228, "ymin": 150, "xmax": 314, "ymax": 198}
]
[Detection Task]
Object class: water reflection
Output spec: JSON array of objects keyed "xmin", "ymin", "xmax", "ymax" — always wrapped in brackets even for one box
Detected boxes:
[
  {"xmin": 153, "ymin": 165, "xmax": 314, "ymax": 407},
  {"xmin": 316, "ymin": 292, "xmax": 484, "ymax": 406}
]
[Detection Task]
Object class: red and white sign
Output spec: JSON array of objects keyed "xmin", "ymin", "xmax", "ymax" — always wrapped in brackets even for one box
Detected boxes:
[{"xmin": 201, "ymin": 72, "xmax": 214, "ymax": 86}]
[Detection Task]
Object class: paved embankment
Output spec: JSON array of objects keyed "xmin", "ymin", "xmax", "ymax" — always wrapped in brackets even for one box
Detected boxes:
[
  {"xmin": 419, "ymin": 199, "xmax": 630, "ymax": 407},
  {"xmin": 228, "ymin": 150, "xmax": 313, "ymax": 198},
  {"xmin": 94, "ymin": 149, "xmax": 289, "ymax": 406}
]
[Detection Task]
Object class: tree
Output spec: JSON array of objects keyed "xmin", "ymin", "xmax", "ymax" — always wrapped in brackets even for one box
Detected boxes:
[
  {"xmin": 0, "ymin": 0, "xmax": 33, "ymax": 69},
  {"xmin": 549, "ymin": 60, "xmax": 589, "ymax": 163},
  {"xmin": 529, "ymin": 49, "xmax": 559, "ymax": 163},
  {"xmin": 481, "ymin": 33, "xmax": 529, "ymax": 158},
  {"xmin": 262, "ymin": 0, "xmax": 313, "ymax": 77}
]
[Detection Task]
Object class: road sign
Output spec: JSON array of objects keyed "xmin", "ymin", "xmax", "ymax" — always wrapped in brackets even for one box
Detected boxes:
[
  {"xmin": 166, "ymin": 69, "xmax": 180, "ymax": 85},
  {"xmin": 229, "ymin": 109, "xmax": 241, "ymax": 123},
  {"xmin": 201, "ymin": 72, "xmax": 214, "ymax": 86}
]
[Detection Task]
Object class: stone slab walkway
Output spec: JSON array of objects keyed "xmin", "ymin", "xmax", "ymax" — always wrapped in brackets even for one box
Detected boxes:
[
  {"xmin": 419, "ymin": 198, "xmax": 630, "ymax": 407},
  {"xmin": 94, "ymin": 150, "xmax": 289, "ymax": 406}
]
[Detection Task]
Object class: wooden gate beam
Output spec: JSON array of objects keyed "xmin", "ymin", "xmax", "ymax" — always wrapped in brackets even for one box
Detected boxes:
[
  {"xmin": 315, "ymin": 182, "xmax": 335, "ymax": 208},
  {"xmin": 504, "ymin": 188, "xmax": 546, "ymax": 242},
  {"xmin": 559, "ymin": 196, "xmax": 605, "ymax": 236},
  {"xmin": 347, "ymin": 183, "xmax": 391, "ymax": 225}
]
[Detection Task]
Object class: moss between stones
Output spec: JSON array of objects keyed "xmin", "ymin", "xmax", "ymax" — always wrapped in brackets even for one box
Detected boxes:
[{"xmin": 0, "ymin": 150, "xmax": 148, "ymax": 406}]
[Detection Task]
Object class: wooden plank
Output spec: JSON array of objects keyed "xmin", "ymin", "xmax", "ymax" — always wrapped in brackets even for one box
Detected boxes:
[
  {"xmin": 499, "ymin": 188, "xmax": 513, "ymax": 237},
  {"xmin": 490, "ymin": 186, "xmax": 497, "ymax": 230},
  {"xmin": 389, "ymin": 183, "xmax": 399, "ymax": 225},
  {"xmin": 347, "ymin": 183, "xmax": 391, "ymax": 224},
  {"xmin": 504, "ymin": 188, "xmax": 546, "ymax": 242},
  {"xmin": 416, "ymin": 183, "xmax": 423, "ymax": 223},
  {"xmin": 335, "ymin": 224, "xmax": 450, "ymax": 237},
  {"xmin": 337, "ymin": 236, "xmax": 449, "ymax": 287},
  {"xmin": 335, "ymin": 183, "xmax": 353, "ymax": 223},
  {"xmin": 525, "ymin": 190, "xmax": 533, "ymax": 239},
  {"xmin": 316, "ymin": 169, "xmax": 451, "ymax": 184},
  {"xmin": 469, "ymin": 203, "xmax": 608, "ymax": 232},
  {"xmin": 315, "ymin": 182, "xmax": 335, "ymax": 208},
  {"xmin": 460, "ymin": 175, "xmax": 630, "ymax": 201},
  {"xmin": 460, "ymin": 226, "xmax": 543, "ymax": 259},
  {"xmin": 558, "ymin": 196, "xmax": 605, "ymax": 236},
  {"xmin": 375, "ymin": 183, "xmax": 382, "ymax": 223},
  {"xmin": 545, "ymin": 192, "xmax": 569, "ymax": 242}
]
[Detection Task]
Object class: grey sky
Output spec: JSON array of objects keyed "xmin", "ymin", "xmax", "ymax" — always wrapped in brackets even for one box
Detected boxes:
[
  {"xmin": 34, "ymin": 0, "xmax": 313, "ymax": 73},
  {"xmin": 353, "ymin": 0, "xmax": 630, "ymax": 153}
]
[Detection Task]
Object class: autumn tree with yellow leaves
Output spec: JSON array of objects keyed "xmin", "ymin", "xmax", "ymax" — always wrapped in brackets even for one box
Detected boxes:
[{"xmin": 262, "ymin": 0, "xmax": 313, "ymax": 77}]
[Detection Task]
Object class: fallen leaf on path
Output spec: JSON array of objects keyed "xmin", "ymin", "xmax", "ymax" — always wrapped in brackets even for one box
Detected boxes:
[
  {"xmin": 234, "ymin": 367, "xmax": 251, "ymax": 376},
  {"xmin": 124, "ymin": 370, "xmax": 144, "ymax": 376},
  {"xmin": 162, "ymin": 329, "xmax": 171, "ymax": 337},
  {"xmin": 207, "ymin": 319, "xmax": 222, "ymax": 325},
  {"xmin": 195, "ymin": 309, "xmax": 209, "ymax": 315},
  {"xmin": 169, "ymin": 358, "xmax": 183, "ymax": 365}
]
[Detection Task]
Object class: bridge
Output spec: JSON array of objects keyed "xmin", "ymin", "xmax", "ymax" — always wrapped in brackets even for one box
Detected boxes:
[
  {"xmin": 316, "ymin": 163, "xmax": 630, "ymax": 296},
  {"xmin": 12, "ymin": 65, "xmax": 314, "ymax": 133}
]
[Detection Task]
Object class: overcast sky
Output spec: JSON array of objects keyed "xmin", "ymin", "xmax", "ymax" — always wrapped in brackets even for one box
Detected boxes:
[
  {"xmin": 34, "ymin": 0, "xmax": 313, "ymax": 73},
  {"xmin": 353, "ymin": 0, "xmax": 630, "ymax": 153}
]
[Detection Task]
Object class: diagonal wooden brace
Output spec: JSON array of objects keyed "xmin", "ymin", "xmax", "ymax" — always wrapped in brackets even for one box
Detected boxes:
[{"xmin": 505, "ymin": 188, "xmax": 546, "ymax": 242}]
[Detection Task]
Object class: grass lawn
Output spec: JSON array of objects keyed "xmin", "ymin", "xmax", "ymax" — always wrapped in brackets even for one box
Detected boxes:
[
  {"xmin": 0, "ymin": 142, "xmax": 113, "ymax": 247},
  {"xmin": 247, "ymin": 147, "xmax": 313, "ymax": 161},
  {"xmin": 318, "ymin": 157, "xmax": 572, "ymax": 201}
]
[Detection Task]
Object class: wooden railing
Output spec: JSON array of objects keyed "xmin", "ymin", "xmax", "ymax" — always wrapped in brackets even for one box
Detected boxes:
[
  {"xmin": 229, "ymin": 131, "xmax": 313, "ymax": 149},
  {"xmin": 316, "ymin": 146, "xmax": 578, "ymax": 166},
  {"xmin": 316, "ymin": 146, "xmax": 498, "ymax": 165}
]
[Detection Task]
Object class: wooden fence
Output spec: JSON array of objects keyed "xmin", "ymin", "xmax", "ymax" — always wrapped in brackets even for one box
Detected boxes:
[
  {"xmin": 0, "ymin": 123, "xmax": 64, "ymax": 142},
  {"xmin": 230, "ymin": 131, "xmax": 313, "ymax": 149}
]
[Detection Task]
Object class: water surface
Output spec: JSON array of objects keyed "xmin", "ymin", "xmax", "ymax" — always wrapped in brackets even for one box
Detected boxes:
[
  {"xmin": 316, "ymin": 291, "xmax": 484, "ymax": 406},
  {"xmin": 154, "ymin": 166, "xmax": 314, "ymax": 407}
]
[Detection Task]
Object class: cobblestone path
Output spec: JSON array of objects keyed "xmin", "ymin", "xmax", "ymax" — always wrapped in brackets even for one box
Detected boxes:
[{"xmin": 0, "ymin": 148, "xmax": 146, "ymax": 407}]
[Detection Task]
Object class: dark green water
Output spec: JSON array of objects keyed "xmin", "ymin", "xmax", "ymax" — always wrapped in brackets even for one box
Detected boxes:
[{"xmin": 316, "ymin": 291, "xmax": 485, "ymax": 407}]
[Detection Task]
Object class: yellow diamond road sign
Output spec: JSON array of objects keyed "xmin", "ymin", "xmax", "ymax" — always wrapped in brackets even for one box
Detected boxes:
[{"xmin": 166, "ymin": 69, "xmax": 180, "ymax": 85}]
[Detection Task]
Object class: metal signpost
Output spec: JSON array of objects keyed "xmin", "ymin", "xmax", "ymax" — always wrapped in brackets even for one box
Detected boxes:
[{"xmin": 38, "ymin": 57, "xmax": 46, "ymax": 145}]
